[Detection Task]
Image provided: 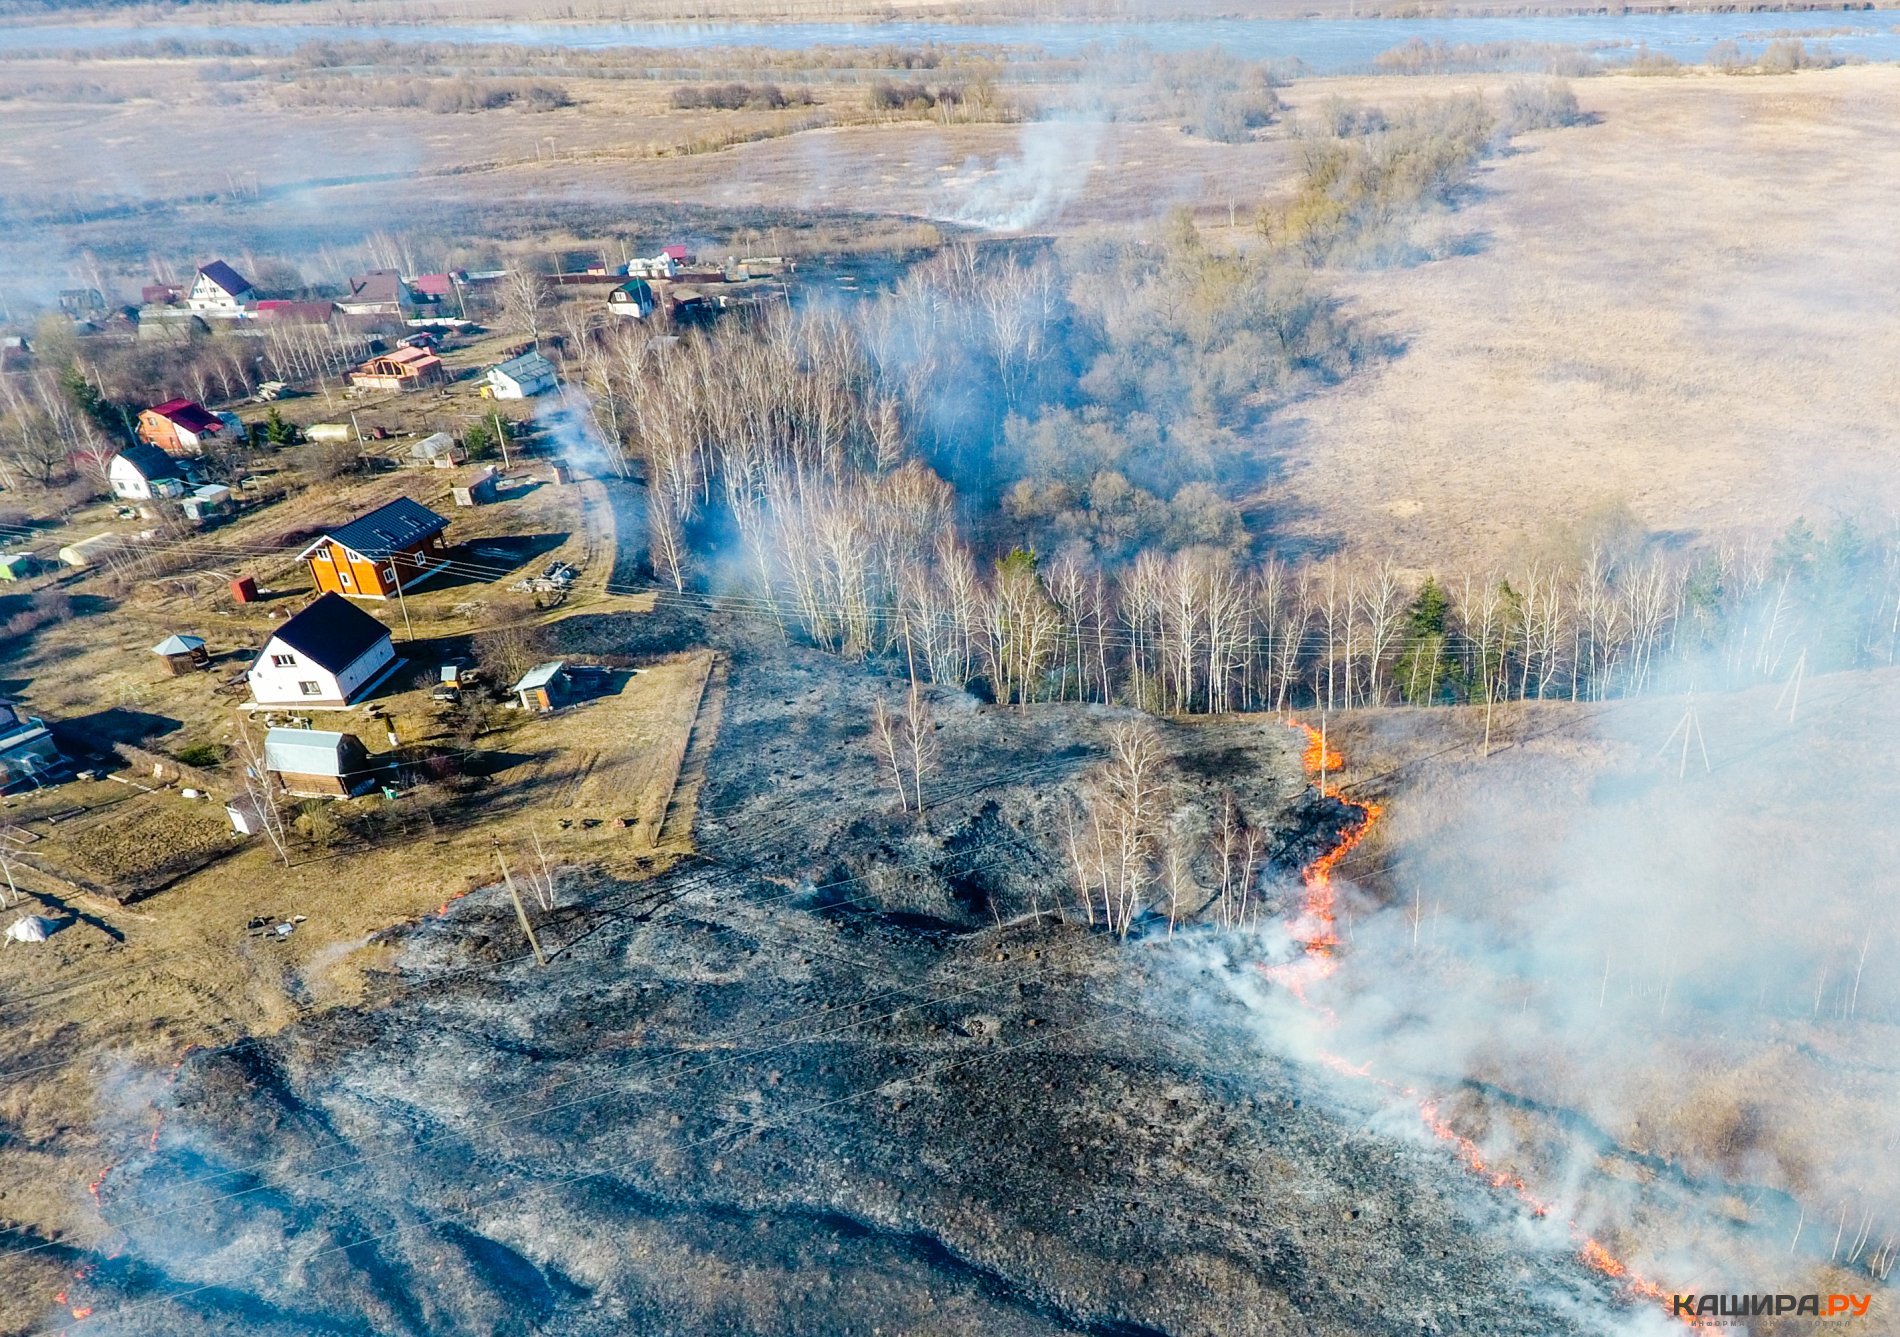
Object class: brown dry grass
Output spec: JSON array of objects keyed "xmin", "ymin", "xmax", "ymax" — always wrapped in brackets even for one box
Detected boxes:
[{"xmin": 1261, "ymin": 65, "xmax": 1900, "ymax": 569}]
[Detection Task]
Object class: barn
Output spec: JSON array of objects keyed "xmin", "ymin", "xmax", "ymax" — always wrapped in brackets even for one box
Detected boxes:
[{"xmin": 262, "ymin": 728, "xmax": 378, "ymax": 797}]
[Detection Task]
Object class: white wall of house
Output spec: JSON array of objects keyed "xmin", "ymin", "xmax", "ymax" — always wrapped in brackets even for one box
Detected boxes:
[
  {"xmin": 187, "ymin": 272, "xmax": 244, "ymax": 315},
  {"xmin": 248, "ymin": 634, "xmax": 395, "ymax": 707},
  {"xmin": 108, "ymin": 457, "xmax": 183, "ymax": 501},
  {"xmin": 488, "ymin": 368, "xmax": 556, "ymax": 399}
]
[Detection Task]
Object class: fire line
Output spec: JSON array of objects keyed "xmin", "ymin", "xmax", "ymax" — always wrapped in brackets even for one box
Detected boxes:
[{"xmin": 1264, "ymin": 719, "xmax": 1712, "ymax": 1333}]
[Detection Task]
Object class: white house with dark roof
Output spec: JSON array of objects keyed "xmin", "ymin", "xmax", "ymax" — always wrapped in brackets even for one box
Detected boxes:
[
  {"xmin": 108, "ymin": 444, "xmax": 188, "ymax": 501},
  {"xmin": 247, "ymin": 593, "xmax": 398, "ymax": 708},
  {"xmin": 186, "ymin": 261, "xmax": 253, "ymax": 316}
]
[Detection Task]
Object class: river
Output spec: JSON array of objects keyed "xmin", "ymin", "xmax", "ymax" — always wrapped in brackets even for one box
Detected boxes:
[{"xmin": 1, "ymin": 10, "xmax": 1897, "ymax": 71}]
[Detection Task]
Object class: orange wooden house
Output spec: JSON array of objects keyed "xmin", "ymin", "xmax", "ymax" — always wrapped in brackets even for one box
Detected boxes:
[
  {"xmin": 298, "ymin": 497, "xmax": 450, "ymax": 600},
  {"xmin": 349, "ymin": 345, "xmax": 445, "ymax": 393},
  {"xmin": 137, "ymin": 399, "xmax": 228, "ymax": 455}
]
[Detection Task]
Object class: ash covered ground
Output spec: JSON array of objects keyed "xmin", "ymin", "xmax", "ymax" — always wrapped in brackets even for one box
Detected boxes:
[{"xmin": 44, "ymin": 615, "xmax": 1630, "ymax": 1336}]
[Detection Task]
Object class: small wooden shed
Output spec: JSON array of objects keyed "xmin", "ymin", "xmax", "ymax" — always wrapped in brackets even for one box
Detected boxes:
[
  {"xmin": 262, "ymin": 728, "xmax": 376, "ymax": 797},
  {"xmin": 513, "ymin": 661, "xmax": 569, "ymax": 712},
  {"xmin": 152, "ymin": 634, "xmax": 209, "ymax": 675}
]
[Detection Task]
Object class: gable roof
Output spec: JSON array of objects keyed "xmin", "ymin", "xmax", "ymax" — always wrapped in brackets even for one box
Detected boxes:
[
  {"xmin": 346, "ymin": 270, "xmax": 406, "ymax": 304},
  {"xmin": 145, "ymin": 399, "xmax": 223, "ymax": 434},
  {"xmin": 264, "ymin": 593, "xmax": 390, "ymax": 674},
  {"xmin": 410, "ymin": 272, "xmax": 460, "ymax": 297},
  {"xmin": 302, "ymin": 497, "xmax": 449, "ymax": 562},
  {"xmin": 195, "ymin": 261, "xmax": 253, "ymax": 298},
  {"xmin": 491, "ymin": 351, "xmax": 555, "ymax": 384},
  {"xmin": 115, "ymin": 443, "xmax": 183, "ymax": 482},
  {"xmin": 263, "ymin": 728, "xmax": 367, "ymax": 776}
]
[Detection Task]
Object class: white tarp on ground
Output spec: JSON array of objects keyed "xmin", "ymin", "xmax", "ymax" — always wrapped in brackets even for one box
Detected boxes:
[{"xmin": 5, "ymin": 915, "xmax": 52, "ymax": 944}]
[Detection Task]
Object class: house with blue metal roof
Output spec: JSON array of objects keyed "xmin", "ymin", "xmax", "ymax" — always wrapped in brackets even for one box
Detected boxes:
[{"xmin": 297, "ymin": 496, "xmax": 450, "ymax": 600}]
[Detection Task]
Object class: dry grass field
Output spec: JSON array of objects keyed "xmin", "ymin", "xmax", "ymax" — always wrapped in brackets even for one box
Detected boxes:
[{"xmin": 1264, "ymin": 65, "xmax": 1900, "ymax": 569}]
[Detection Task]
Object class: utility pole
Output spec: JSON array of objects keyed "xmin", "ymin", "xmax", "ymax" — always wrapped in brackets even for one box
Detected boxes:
[
  {"xmin": 1317, "ymin": 710, "xmax": 1328, "ymax": 795},
  {"xmin": 1659, "ymin": 689, "xmax": 1711, "ymax": 779},
  {"xmin": 391, "ymin": 552, "xmax": 414, "ymax": 640},
  {"xmin": 497, "ymin": 840, "xmax": 547, "ymax": 966}
]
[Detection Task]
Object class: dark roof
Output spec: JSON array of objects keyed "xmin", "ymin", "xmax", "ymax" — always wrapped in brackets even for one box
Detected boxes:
[
  {"xmin": 321, "ymin": 497, "xmax": 449, "ymax": 560},
  {"xmin": 146, "ymin": 399, "xmax": 223, "ymax": 433},
  {"xmin": 116, "ymin": 443, "xmax": 182, "ymax": 482},
  {"xmin": 267, "ymin": 594, "xmax": 391, "ymax": 673},
  {"xmin": 196, "ymin": 260, "xmax": 253, "ymax": 298}
]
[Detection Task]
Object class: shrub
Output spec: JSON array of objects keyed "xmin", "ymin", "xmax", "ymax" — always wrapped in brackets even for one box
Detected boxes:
[
  {"xmin": 1312, "ymin": 96, "xmax": 1389, "ymax": 138},
  {"xmin": 867, "ymin": 79, "xmax": 962, "ymax": 112},
  {"xmin": 515, "ymin": 81, "xmax": 573, "ymax": 111},
  {"xmin": 1498, "ymin": 79, "xmax": 1582, "ymax": 134},
  {"xmin": 670, "ymin": 81, "xmax": 809, "ymax": 111},
  {"xmin": 175, "ymin": 742, "xmax": 229, "ymax": 768},
  {"xmin": 1759, "ymin": 38, "xmax": 1844, "ymax": 72},
  {"xmin": 1705, "ymin": 39, "xmax": 1747, "ymax": 72},
  {"xmin": 425, "ymin": 78, "xmax": 515, "ymax": 114},
  {"xmin": 1627, "ymin": 45, "xmax": 1684, "ymax": 75},
  {"xmin": 293, "ymin": 800, "xmax": 343, "ymax": 846}
]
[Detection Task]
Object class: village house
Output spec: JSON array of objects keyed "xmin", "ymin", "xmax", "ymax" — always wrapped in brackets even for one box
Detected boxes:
[
  {"xmin": 607, "ymin": 279, "xmax": 656, "ymax": 319},
  {"xmin": 137, "ymin": 399, "xmax": 232, "ymax": 455},
  {"xmin": 185, "ymin": 260, "xmax": 253, "ymax": 316},
  {"xmin": 248, "ymin": 593, "xmax": 398, "ymax": 708},
  {"xmin": 108, "ymin": 444, "xmax": 188, "ymax": 501},
  {"xmin": 409, "ymin": 272, "xmax": 462, "ymax": 305},
  {"xmin": 350, "ymin": 345, "xmax": 445, "ymax": 392},
  {"xmin": 0, "ymin": 699, "xmax": 63, "ymax": 791},
  {"xmin": 261, "ymin": 727, "xmax": 378, "ymax": 797},
  {"xmin": 299, "ymin": 496, "xmax": 451, "ymax": 600},
  {"xmin": 486, "ymin": 350, "xmax": 557, "ymax": 399},
  {"xmin": 337, "ymin": 270, "xmax": 411, "ymax": 318}
]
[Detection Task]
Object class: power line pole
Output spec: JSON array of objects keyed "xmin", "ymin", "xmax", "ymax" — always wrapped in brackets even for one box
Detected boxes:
[
  {"xmin": 496, "ymin": 840, "xmax": 547, "ymax": 967},
  {"xmin": 1658, "ymin": 689, "xmax": 1711, "ymax": 780},
  {"xmin": 391, "ymin": 552, "xmax": 414, "ymax": 640}
]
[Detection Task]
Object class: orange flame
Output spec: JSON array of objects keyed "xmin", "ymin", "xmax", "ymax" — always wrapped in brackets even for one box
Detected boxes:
[
  {"xmin": 1268, "ymin": 721, "xmax": 1712, "ymax": 1332},
  {"xmin": 1263, "ymin": 720, "xmax": 1383, "ymax": 1001}
]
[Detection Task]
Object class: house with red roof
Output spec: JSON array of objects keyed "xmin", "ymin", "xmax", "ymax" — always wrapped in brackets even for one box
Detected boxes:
[{"xmin": 137, "ymin": 399, "xmax": 230, "ymax": 455}]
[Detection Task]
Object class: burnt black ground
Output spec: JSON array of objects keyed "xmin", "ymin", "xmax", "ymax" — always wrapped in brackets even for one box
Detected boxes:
[{"xmin": 54, "ymin": 635, "xmax": 1626, "ymax": 1336}]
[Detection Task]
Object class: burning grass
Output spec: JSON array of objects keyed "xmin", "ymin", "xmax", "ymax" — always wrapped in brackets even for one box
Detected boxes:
[{"xmin": 1269, "ymin": 678, "xmax": 1900, "ymax": 1321}]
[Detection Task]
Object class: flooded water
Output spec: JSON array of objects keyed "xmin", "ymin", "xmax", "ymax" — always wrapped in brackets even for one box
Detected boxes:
[{"xmin": 2, "ymin": 10, "xmax": 1898, "ymax": 72}]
